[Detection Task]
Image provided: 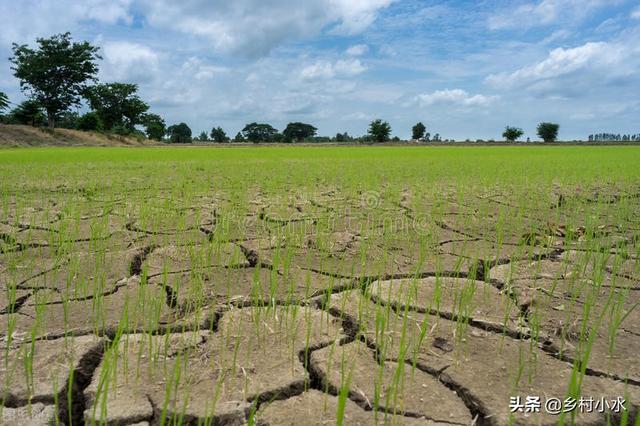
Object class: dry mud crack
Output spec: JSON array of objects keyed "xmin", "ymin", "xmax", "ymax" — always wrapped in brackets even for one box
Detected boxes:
[
  {"xmin": 1, "ymin": 184, "xmax": 639, "ymax": 425},
  {"xmin": 83, "ymin": 306, "xmax": 344, "ymax": 424}
]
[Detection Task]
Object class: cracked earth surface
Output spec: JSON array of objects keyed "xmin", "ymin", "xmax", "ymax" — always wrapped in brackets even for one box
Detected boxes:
[{"xmin": 1, "ymin": 182, "xmax": 639, "ymax": 426}]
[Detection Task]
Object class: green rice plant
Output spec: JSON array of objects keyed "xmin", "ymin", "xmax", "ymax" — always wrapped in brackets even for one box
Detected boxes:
[{"xmin": 1, "ymin": 145, "xmax": 639, "ymax": 423}]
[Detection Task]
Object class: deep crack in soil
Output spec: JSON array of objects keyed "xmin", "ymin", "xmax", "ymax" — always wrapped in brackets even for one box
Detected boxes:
[
  {"xmin": 2, "ymin": 181, "xmax": 639, "ymax": 425},
  {"xmin": 57, "ymin": 339, "xmax": 107, "ymax": 426}
]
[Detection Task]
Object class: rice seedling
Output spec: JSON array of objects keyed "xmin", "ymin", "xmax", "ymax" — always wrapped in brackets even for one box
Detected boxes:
[{"xmin": 0, "ymin": 146, "xmax": 638, "ymax": 424}]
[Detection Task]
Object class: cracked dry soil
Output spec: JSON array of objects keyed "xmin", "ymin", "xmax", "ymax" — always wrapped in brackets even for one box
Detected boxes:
[{"xmin": 1, "ymin": 184, "xmax": 639, "ymax": 426}]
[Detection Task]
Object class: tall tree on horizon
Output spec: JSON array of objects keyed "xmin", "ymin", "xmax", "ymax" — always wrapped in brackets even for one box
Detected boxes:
[
  {"xmin": 167, "ymin": 122, "xmax": 192, "ymax": 143},
  {"xmin": 368, "ymin": 119, "xmax": 392, "ymax": 142},
  {"xmin": 10, "ymin": 32, "xmax": 101, "ymax": 128},
  {"xmin": 282, "ymin": 122, "xmax": 317, "ymax": 142},
  {"xmin": 9, "ymin": 99, "xmax": 46, "ymax": 126},
  {"xmin": 537, "ymin": 122, "xmax": 560, "ymax": 142},
  {"xmin": 242, "ymin": 122, "xmax": 278, "ymax": 143},
  {"xmin": 412, "ymin": 122, "xmax": 426, "ymax": 140},
  {"xmin": 84, "ymin": 82, "xmax": 149, "ymax": 132},
  {"xmin": 210, "ymin": 126, "xmax": 229, "ymax": 142},
  {"xmin": 502, "ymin": 126, "xmax": 524, "ymax": 142},
  {"xmin": 142, "ymin": 113, "xmax": 166, "ymax": 141}
]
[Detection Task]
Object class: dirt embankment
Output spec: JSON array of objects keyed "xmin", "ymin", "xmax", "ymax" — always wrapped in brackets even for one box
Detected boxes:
[{"xmin": 0, "ymin": 124, "xmax": 158, "ymax": 147}]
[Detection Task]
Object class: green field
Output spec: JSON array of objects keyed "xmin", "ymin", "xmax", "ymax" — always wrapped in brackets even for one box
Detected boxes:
[{"xmin": 1, "ymin": 146, "xmax": 640, "ymax": 425}]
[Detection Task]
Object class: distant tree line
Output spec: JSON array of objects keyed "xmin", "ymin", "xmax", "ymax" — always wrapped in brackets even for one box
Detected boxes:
[
  {"xmin": 188, "ymin": 120, "xmax": 401, "ymax": 144},
  {"xmin": 588, "ymin": 133, "xmax": 640, "ymax": 142}
]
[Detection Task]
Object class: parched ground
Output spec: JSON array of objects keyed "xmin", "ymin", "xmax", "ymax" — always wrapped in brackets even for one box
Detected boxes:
[
  {"xmin": 0, "ymin": 124, "xmax": 157, "ymax": 147},
  {"xmin": 0, "ymin": 147, "xmax": 639, "ymax": 425}
]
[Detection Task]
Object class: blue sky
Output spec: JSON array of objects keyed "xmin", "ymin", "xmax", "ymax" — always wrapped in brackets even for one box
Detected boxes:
[{"xmin": 1, "ymin": 0, "xmax": 639, "ymax": 140}]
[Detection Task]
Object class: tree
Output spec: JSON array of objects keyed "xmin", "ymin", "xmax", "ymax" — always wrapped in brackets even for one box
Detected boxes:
[
  {"xmin": 242, "ymin": 122, "xmax": 278, "ymax": 143},
  {"xmin": 57, "ymin": 111, "xmax": 80, "ymax": 129},
  {"xmin": 282, "ymin": 122, "xmax": 317, "ymax": 142},
  {"xmin": 142, "ymin": 113, "xmax": 166, "ymax": 141},
  {"xmin": 336, "ymin": 132, "xmax": 352, "ymax": 142},
  {"xmin": 84, "ymin": 83, "xmax": 149, "ymax": 132},
  {"xmin": 77, "ymin": 112, "xmax": 102, "ymax": 131},
  {"xmin": 167, "ymin": 123, "xmax": 192, "ymax": 143},
  {"xmin": 10, "ymin": 32, "xmax": 100, "ymax": 128},
  {"xmin": 502, "ymin": 126, "xmax": 524, "ymax": 142},
  {"xmin": 233, "ymin": 132, "xmax": 245, "ymax": 142},
  {"xmin": 0, "ymin": 91, "xmax": 9, "ymax": 114},
  {"xmin": 368, "ymin": 119, "xmax": 392, "ymax": 142},
  {"xmin": 537, "ymin": 122, "xmax": 560, "ymax": 142},
  {"xmin": 10, "ymin": 100, "xmax": 46, "ymax": 126},
  {"xmin": 197, "ymin": 131, "xmax": 208, "ymax": 142},
  {"xmin": 210, "ymin": 126, "xmax": 229, "ymax": 143},
  {"xmin": 309, "ymin": 136, "xmax": 331, "ymax": 143},
  {"xmin": 412, "ymin": 122, "xmax": 426, "ymax": 140}
]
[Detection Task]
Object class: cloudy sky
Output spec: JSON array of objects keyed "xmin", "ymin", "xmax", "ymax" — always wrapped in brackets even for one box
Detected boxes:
[{"xmin": 1, "ymin": 0, "xmax": 639, "ymax": 140}]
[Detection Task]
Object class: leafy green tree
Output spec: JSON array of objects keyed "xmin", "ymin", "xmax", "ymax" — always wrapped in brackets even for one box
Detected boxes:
[
  {"xmin": 368, "ymin": 119, "xmax": 392, "ymax": 142},
  {"xmin": 111, "ymin": 124, "xmax": 131, "ymax": 135},
  {"xmin": 210, "ymin": 126, "xmax": 229, "ymax": 143},
  {"xmin": 0, "ymin": 91, "xmax": 9, "ymax": 114},
  {"xmin": 77, "ymin": 112, "xmax": 102, "ymax": 131},
  {"xmin": 233, "ymin": 132, "xmax": 245, "ymax": 142},
  {"xmin": 537, "ymin": 122, "xmax": 560, "ymax": 142},
  {"xmin": 167, "ymin": 123, "xmax": 192, "ymax": 143},
  {"xmin": 10, "ymin": 100, "xmax": 46, "ymax": 126},
  {"xmin": 336, "ymin": 132, "xmax": 353, "ymax": 142},
  {"xmin": 10, "ymin": 32, "xmax": 100, "ymax": 128},
  {"xmin": 142, "ymin": 113, "xmax": 166, "ymax": 141},
  {"xmin": 84, "ymin": 83, "xmax": 149, "ymax": 132},
  {"xmin": 282, "ymin": 122, "xmax": 317, "ymax": 142},
  {"xmin": 502, "ymin": 126, "xmax": 524, "ymax": 142},
  {"xmin": 412, "ymin": 122, "xmax": 426, "ymax": 140},
  {"xmin": 309, "ymin": 136, "xmax": 331, "ymax": 143},
  {"xmin": 242, "ymin": 122, "xmax": 278, "ymax": 143},
  {"xmin": 56, "ymin": 111, "xmax": 80, "ymax": 129},
  {"xmin": 198, "ymin": 131, "xmax": 208, "ymax": 142}
]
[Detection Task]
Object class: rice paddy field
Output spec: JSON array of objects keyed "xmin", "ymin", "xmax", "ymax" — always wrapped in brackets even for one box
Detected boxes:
[{"xmin": 1, "ymin": 145, "xmax": 639, "ymax": 426}]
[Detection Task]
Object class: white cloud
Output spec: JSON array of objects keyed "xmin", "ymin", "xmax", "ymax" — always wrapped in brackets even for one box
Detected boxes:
[
  {"xmin": 541, "ymin": 29, "xmax": 571, "ymax": 44},
  {"xmin": 78, "ymin": 0, "xmax": 133, "ymax": 25},
  {"xmin": 344, "ymin": 111, "xmax": 373, "ymax": 121},
  {"xmin": 0, "ymin": 0, "xmax": 132, "ymax": 45},
  {"xmin": 486, "ymin": 42, "xmax": 629, "ymax": 88},
  {"xmin": 101, "ymin": 41, "xmax": 160, "ymax": 83},
  {"xmin": 139, "ymin": 0, "xmax": 394, "ymax": 57},
  {"xmin": 346, "ymin": 44, "xmax": 369, "ymax": 56},
  {"xmin": 327, "ymin": 0, "xmax": 396, "ymax": 34},
  {"xmin": 181, "ymin": 57, "xmax": 229, "ymax": 81},
  {"xmin": 300, "ymin": 59, "xmax": 367, "ymax": 80},
  {"xmin": 488, "ymin": 0, "xmax": 618, "ymax": 30},
  {"xmin": 594, "ymin": 18, "xmax": 622, "ymax": 34},
  {"xmin": 0, "ymin": 0, "xmax": 393, "ymax": 56},
  {"xmin": 632, "ymin": 7, "xmax": 640, "ymax": 19},
  {"xmin": 416, "ymin": 89, "xmax": 498, "ymax": 107}
]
